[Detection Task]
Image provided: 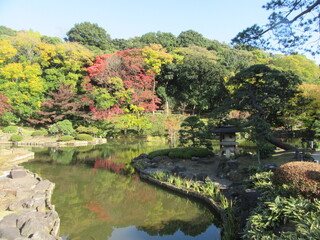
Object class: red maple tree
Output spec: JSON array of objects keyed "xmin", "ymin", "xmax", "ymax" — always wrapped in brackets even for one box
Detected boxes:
[
  {"xmin": 29, "ymin": 84, "xmax": 93, "ymax": 125},
  {"xmin": 0, "ymin": 94, "xmax": 11, "ymax": 115},
  {"xmin": 86, "ymin": 49, "xmax": 160, "ymax": 119}
]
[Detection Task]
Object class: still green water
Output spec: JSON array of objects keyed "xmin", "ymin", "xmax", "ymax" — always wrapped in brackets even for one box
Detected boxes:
[{"xmin": 23, "ymin": 138, "xmax": 221, "ymax": 240}]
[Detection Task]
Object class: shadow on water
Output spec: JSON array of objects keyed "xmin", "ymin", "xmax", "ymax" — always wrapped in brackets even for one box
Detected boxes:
[{"xmin": 23, "ymin": 138, "xmax": 221, "ymax": 240}]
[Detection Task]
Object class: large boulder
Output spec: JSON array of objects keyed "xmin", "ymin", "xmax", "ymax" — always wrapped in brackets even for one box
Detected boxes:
[{"xmin": 0, "ymin": 227, "xmax": 21, "ymax": 240}]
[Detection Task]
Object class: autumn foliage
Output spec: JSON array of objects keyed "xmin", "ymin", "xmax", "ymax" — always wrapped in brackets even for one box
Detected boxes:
[
  {"xmin": 86, "ymin": 49, "xmax": 160, "ymax": 119},
  {"xmin": 94, "ymin": 159, "xmax": 125, "ymax": 173},
  {"xmin": 273, "ymin": 161, "xmax": 320, "ymax": 197}
]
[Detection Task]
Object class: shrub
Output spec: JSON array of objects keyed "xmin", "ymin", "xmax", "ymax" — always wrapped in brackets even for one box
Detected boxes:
[
  {"xmin": 148, "ymin": 147, "xmax": 211, "ymax": 160},
  {"xmin": 76, "ymin": 126, "xmax": 99, "ymax": 135},
  {"xmin": 273, "ymin": 161, "xmax": 320, "ymax": 197},
  {"xmin": 148, "ymin": 149, "xmax": 171, "ymax": 159},
  {"xmin": 57, "ymin": 135, "xmax": 74, "ymax": 142},
  {"xmin": 10, "ymin": 134, "xmax": 23, "ymax": 142},
  {"xmin": 3, "ymin": 126, "xmax": 18, "ymax": 133},
  {"xmin": 31, "ymin": 130, "xmax": 48, "ymax": 136},
  {"xmin": 49, "ymin": 120, "xmax": 75, "ymax": 136},
  {"xmin": 0, "ymin": 112, "xmax": 19, "ymax": 125},
  {"xmin": 76, "ymin": 134, "xmax": 93, "ymax": 141}
]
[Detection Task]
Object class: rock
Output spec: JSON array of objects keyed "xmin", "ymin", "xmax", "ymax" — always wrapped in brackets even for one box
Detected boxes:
[
  {"xmin": 194, "ymin": 173, "xmax": 208, "ymax": 181},
  {"xmin": 198, "ymin": 158, "xmax": 214, "ymax": 164},
  {"xmin": 191, "ymin": 157, "xmax": 200, "ymax": 161},
  {"xmin": 241, "ymin": 189, "xmax": 261, "ymax": 210},
  {"xmin": 7, "ymin": 200, "xmax": 23, "ymax": 211},
  {"xmin": 20, "ymin": 218, "xmax": 50, "ymax": 237},
  {"xmin": 33, "ymin": 180, "xmax": 53, "ymax": 191},
  {"xmin": 261, "ymin": 163, "xmax": 277, "ymax": 172},
  {"xmin": 152, "ymin": 156, "xmax": 170, "ymax": 162},
  {"xmin": 141, "ymin": 168, "xmax": 166, "ymax": 175},
  {"xmin": 226, "ymin": 160, "xmax": 239, "ymax": 170},
  {"xmin": 21, "ymin": 197, "xmax": 34, "ymax": 208},
  {"xmin": 149, "ymin": 163, "xmax": 158, "ymax": 168},
  {"xmin": 0, "ymin": 227, "xmax": 21, "ymax": 240},
  {"xmin": 10, "ymin": 169, "xmax": 27, "ymax": 179},
  {"xmin": 132, "ymin": 153, "xmax": 149, "ymax": 161},
  {"xmin": 171, "ymin": 164, "xmax": 187, "ymax": 174},
  {"xmin": 30, "ymin": 231, "xmax": 56, "ymax": 240},
  {"xmin": 0, "ymin": 213, "xmax": 18, "ymax": 228},
  {"xmin": 16, "ymin": 211, "xmax": 45, "ymax": 229}
]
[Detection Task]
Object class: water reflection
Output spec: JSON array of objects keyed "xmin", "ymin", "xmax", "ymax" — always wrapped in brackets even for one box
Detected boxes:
[{"xmin": 24, "ymin": 139, "xmax": 221, "ymax": 240}]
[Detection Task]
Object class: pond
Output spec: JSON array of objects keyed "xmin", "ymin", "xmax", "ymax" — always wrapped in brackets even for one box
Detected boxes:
[{"xmin": 23, "ymin": 138, "xmax": 221, "ymax": 240}]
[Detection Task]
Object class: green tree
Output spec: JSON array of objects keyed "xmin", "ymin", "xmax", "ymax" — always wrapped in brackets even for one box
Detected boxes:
[
  {"xmin": 140, "ymin": 32, "xmax": 178, "ymax": 51},
  {"xmin": 177, "ymin": 30, "xmax": 210, "ymax": 48},
  {"xmin": 66, "ymin": 22, "xmax": 114, "ymax": 53},
  {"xmin": 179, "ymin": 116, "xmax": 212, "ymax": 149},
  {"xmin": 157, "ymin": 46, "xmax": 228, "ymax": 114},
  {"xmin": 0, "ymin": 26, "xmax": 16, "ymax": 38},
  {"xmin": 270, "ymin": 54, "xmax": 320, "ymax": 84},
  {"xmin": 228, "ymin": 64, "xmax": 302, "ymax": 149}
]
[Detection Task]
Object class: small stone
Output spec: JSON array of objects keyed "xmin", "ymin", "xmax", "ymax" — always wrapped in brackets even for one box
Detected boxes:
[
  {"xmin": 191, "ymin": 157, "xmax": 200, "ymax": 161},
  {"xmin": 21, "ymin": 197, "xmax": 34, "ymax": 208},
  {"xmin": 10, "ymin": 169, "xmax": 28, "ymax": 179},
  {"xmin": 261, "ymin": 163, "xmax": 277, "ymax": 172}
]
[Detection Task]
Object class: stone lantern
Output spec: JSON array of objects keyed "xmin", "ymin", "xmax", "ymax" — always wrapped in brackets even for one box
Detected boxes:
[{"xmin": 212, "ymin": 125, "xmax": 240, "ymax": 158}]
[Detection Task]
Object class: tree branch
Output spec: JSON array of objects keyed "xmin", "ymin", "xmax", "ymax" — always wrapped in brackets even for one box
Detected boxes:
[{"xmin": 256, "ymin": 0, "xmax": 320, "ymax": 38}]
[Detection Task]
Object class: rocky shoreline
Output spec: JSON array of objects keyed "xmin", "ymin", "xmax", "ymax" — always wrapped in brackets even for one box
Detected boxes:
[
  {"xmin": 0, "ymin": 138, "xmax": 107, "ymax": 147},
  {"xmin": 0, "ymin": 167, "xmax": 61, "ymax": 240}
]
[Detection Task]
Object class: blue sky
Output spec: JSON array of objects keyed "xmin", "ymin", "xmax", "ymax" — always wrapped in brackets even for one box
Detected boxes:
[
  {"xmin": 0, "ymin": 0, "xmax": 318, "ymax": 63},
  {"xmin": 0, "ymin": 0, "xmax": 269, "ymax": 42}
]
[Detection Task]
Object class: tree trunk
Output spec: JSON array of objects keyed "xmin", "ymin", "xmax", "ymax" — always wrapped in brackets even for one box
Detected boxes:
[{"xmin": 266, "ymin": 135, "xmax": 295, "ymax": 150}]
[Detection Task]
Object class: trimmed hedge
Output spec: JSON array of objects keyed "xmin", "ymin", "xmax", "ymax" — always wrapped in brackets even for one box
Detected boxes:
[
  {"xmin": 31, "ymin": 130, "xmax": 48, "ymax": 136},
  {"xmin": 10, "ymin": 135, "xmax": 23, "ymax": 142},
  {"xmin": 148, "ymin": 147, "xmax": 212, "ymax": 160},
  {"xmin": 3, "ymin": 126, "xmax": 18, "ymax": 133},
  {"xmin": 76, "ymin": 134, "xmax": 93, "ymax": 141},
  {"xmin": 57, "ymin": 135, "xmax": 74, "ymax": 142},
  {"xmin": 273, "ymin": 161, "xmax": 320, "ymax": 197}
]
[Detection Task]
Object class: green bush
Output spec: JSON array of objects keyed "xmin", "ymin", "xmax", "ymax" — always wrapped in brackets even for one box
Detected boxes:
[
  {"xmin": 10, "ymin": 134, "xmax": 23, "ymax": 142},
  {"xmin": 57, "ymin": 135, "xmax": 74, "ymax": 142},
  {"xmin": 76, "ymin": 134, "xmax": 93, "ymax": 141},
  {"xmin": 3, "ymin": 126, "xmax": 18, "ymax": 133},
  {"xmin": 0, "ymin": 112, "xmax": 19, "ymax": 125},
  {"xmin": 148, "ymin": 149, "xmax": 171, "ymax": 159},
  {"xmin": 243, "ymin": 196, "xmax": 320, "ymax": 239},
  {"xmin": 49, "ymin": 120, "xmax": 75, "ymax": 136},
  {"xmin": 273, "ymin": 161, "xmax": 320, "ymax": 197},
  {"xmin": 148, "ymin": 147, "xmax": 211, "ymax": 159},
  {"xmin": 76, "ymin": 126, "xmax": 99, "ymax": 135},
  {"xmin": 31, "ymin": 130, "xmax": 48, "ymax": 136}
]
